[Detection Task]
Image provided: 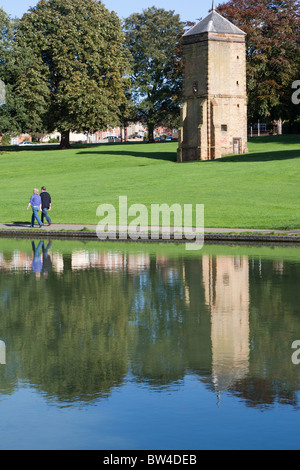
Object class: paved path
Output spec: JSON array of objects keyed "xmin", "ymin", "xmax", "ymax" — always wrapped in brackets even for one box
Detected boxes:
[
  {"xmin": 0, "ymin": 222, "xmax": 299, "ymax": 246},
  {"xmin": 0, "ymin": 222, "xmax": 299, "ymax": 234}
]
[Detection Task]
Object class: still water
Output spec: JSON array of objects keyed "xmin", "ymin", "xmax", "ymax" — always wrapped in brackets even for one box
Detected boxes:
[{"xmin": 0, "ymin": 237, "xmax": 299, "ymax": 450}]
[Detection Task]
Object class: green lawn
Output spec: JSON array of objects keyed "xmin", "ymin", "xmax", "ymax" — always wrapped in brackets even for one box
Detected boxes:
[{"xmin": 1, "ymin": 134, "xmax": 299, "ymax": 229}]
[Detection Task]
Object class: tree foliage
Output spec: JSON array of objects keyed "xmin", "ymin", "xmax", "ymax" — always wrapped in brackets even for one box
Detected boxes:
[
  {"xmin": 13, "ymin": 0, "xmax": 131, "ymax": 147},
  {"xmin": 0, "ymin": 9, "xmax": 23, "ymax": 138},
  {"xmin": 217, "ymin": 0, "xmax": 300, "ymax": 124},
  {"xmin": 124, "ymin": 7, "xmax": 184, "ymax": 142}
]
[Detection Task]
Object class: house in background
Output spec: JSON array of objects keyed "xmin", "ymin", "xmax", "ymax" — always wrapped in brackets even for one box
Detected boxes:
[
  {"xmin": 155, "ymin": 126, "xmax": 178, "ymax": 139},
  {"xmin": 10, "ymin": 134, "xmax": 32, "ymax": 145},
  {"xmin": 7, "ymin": 123, "xmax": 177, "ymax": 145},
  {"xmin": 40, "ymin": 122, "xmax": 149, "ymax": 143}
]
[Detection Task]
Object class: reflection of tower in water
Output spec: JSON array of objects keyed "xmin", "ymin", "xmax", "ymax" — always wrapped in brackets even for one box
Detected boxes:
[{"xmin": 202, "ymin": 255, "xmax": 250, "ymax": 394}]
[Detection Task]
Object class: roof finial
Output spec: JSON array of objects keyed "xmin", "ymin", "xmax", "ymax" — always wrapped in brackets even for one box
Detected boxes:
[{"xmin": 212, "ymin": 0, "xmax": 216, "ymax": 11}]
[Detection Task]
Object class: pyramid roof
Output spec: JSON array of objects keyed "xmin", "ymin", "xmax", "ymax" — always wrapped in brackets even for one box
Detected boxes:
[{"xmin": 183, "ymin": 10, "xmax": 246, "ymax": 37}]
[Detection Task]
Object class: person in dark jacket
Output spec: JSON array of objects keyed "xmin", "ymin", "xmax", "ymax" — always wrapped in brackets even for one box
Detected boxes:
[{"xmin": 40, "ymin": 186, "xmax": 52, "ymax": 226}]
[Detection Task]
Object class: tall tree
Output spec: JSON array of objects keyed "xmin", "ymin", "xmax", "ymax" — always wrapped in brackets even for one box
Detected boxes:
[
  {"xmin": 124, "ymin": 7, "xmax": 184, "ymax": 142},
  {"xmin": 14, "ymin": 0, "xmax": 131, "ymax": 148},
  {"xmin": 0, "ymin": 9, "xmax": 24, "ymax": 139},
  {"xmin": 217, "ymin": 0, "xmax": 300, "ymax": 126}
]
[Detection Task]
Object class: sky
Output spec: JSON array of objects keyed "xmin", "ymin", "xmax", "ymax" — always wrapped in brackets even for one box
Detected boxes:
[{"xmin": 0, "ymin": 0, "xmax": 221, "ymax": 23}]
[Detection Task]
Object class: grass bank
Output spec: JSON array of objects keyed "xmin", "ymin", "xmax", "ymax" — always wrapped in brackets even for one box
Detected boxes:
[{"xmin": 0, "ymin": 135, "xmax": 299, "ymax": 229}]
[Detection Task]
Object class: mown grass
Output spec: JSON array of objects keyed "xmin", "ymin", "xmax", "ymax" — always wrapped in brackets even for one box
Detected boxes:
[{"xmin": 0, "ymin": 134, "xmax": 299, "ymax": 229}]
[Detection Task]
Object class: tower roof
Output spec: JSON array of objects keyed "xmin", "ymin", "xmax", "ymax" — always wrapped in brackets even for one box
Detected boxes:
[{"xmin": 183, "ymin": 10, "xmax": 246, "ymax": 37}]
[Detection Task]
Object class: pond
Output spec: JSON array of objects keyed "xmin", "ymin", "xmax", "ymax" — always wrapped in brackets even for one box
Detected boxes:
[{"xmin": 0, "ymin": 237, "xmax": 299, "ymax": 450}]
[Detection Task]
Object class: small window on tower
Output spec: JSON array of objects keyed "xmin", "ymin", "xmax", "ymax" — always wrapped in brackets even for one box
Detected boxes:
[{"xmin": 221, "ymin": 125, "xmax": 227, "ymax": 132}]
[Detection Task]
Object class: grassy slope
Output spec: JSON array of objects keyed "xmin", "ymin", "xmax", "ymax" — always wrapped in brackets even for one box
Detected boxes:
[{"xmin": 0, "ymin": 135, "xmax": 299, "ymax": 229}]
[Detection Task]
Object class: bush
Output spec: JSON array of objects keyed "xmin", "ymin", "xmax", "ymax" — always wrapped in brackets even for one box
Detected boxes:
[{"xmin": 1, "ymin": 135, "xmax": 11, "ymax": 146}]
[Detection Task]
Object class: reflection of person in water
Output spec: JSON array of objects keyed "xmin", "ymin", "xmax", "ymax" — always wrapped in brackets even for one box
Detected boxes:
[
  {"xmin": 31, "ymin": 241, "xmax": 43, "ymax": 277},
  {"xmin": 42, "ymin": 241, "xmax": 53, "ymax": 277}
]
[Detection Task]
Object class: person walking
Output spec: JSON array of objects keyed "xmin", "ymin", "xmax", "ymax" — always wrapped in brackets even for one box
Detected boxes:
[
  {"xmin": 27, "ymin": 188, "xmax": 43, "ymax": 228},
  {"xmin": 40, "ymin": 186, "xmax": 52, "ymax": 226}
]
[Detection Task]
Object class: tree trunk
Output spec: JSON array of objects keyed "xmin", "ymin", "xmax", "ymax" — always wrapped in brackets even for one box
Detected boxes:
[
  {"xmin": 277, "ymin": 119, "xmax": 282, "ymax": 135},
  {"xmin": 148, "ymin": 123, "xmax": 154, "ymax": 143},
  {"xmin": 59, "ymin": 130, "xmax": 71, "ymax": 149},
  {"xmin": 121, "ymin": 124, "xmax": 127, "ymax": 142},
  {"xmin": 288, "ymin": 118, "xmax": 295, "ymax": 134}
]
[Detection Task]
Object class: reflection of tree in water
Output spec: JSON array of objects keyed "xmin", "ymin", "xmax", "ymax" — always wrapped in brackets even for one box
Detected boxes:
[
  {"xmin": 201, "ymin": 256, "xmax": 300, "ymax": 409},
  {"xmin": 128, "ymin": 257, "xmax": 187, "ymax": 385},
  {"xmin": 32, "ymin": 264, "xmax": 131, "ymax": 402},
  {"xmin": 229, "ymin": 258, "xmax": 300, "ymax": 410},
  {"xmin": 0, "ymin": 260, "xmax": 133, "ymax": 403},
  {"xmin": 0, "ymin": 250, "xmax": 211, "ymax": 399},
  {"xmin": 128, "ymin": 256, "xmax": 211, "ymax": 387},
  {"xmin": 229, "ymin": 376, "xmax": 299, "ymax": 410},
  {"xmin": 0, "ymin": 244, "xmax": 300, "ymax": 409}
]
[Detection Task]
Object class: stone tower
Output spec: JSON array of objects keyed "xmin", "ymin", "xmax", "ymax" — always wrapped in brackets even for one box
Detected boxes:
[{"xmin": 177, "ymin": 2, "xmax": 248, "ymax": 161}]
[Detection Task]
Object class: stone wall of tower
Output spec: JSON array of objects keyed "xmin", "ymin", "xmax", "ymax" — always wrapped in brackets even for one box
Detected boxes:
[
  {"xmin": 177, "ymin": 30, "xmax": 248, "ymax": 162},
  {"xmin": 177, "ymin": 34, "xmax": 209, "ymax": 162},
  {"xmin": 208, "ymin": 32, "xmax": 248, "ymax": 157}
]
